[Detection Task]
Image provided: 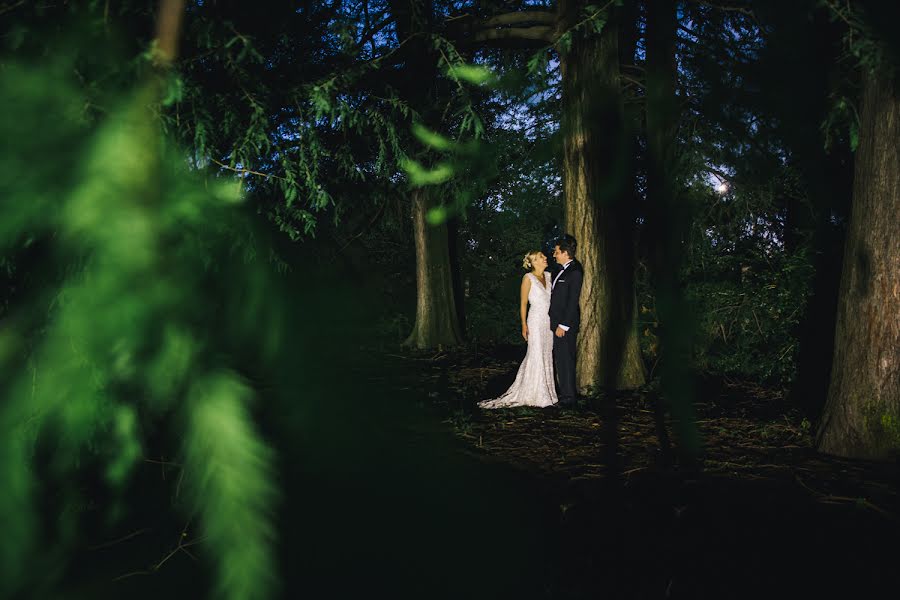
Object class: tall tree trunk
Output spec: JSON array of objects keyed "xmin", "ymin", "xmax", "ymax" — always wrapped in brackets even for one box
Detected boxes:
[
  {"xmin": 645, "ymin": 0, "xmax": 700, "ymax": 461},
  {"xmin": 817, "ymin": 71, "xmax": 900, "ymax": 459},
  {"xmin": 404, "ymin": 188, "xmax": 464, "ymax": 348},
  {"xmin": 392, "ymin": 0, "xmax": 465, "ymax": 349},
  {"xmin": 765, "ymin": 4, "xmax": 853, "ymax": 421},
  {"xmin": 790, "ymin": 147, "xmax": 852, "ymax": 419},
  {"xmin": 559, "ymin": 0, "xmax": 645, "ymax": 390}
]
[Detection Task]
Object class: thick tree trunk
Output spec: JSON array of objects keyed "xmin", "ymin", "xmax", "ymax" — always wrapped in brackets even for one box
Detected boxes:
[
  {"xmin": 790, "ymin": 143, "xmax": 851, "ymax": 419},
  {"xmin": 559, "ymin": 0, "xmax": 645, "ymax": 390},
  {"xmin": 817, "ymin": 72, "xmax": 900, "ymax": 459},
  {"xmin": 645, "ymin": 0, "xmax": 700, "ymax": 461},
  {"xmin": 404, "ymin": 188, "xmax": 464, "ymax": 349},
  {"xmin": 392, "ymin": 0, "xmax": 465, "ymax": 349},
  {"xmin": 779, "ymin": 10, "xmax": 852, "ymax": 420}
]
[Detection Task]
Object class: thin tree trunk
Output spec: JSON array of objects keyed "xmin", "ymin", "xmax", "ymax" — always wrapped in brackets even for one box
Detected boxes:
[
  {"xmin": 404, "ymin": 188, "xmax": 464, "ymax": 349},
  {"xmin": 817, "ymin": 71, "xmax": 900, "ymax": 459},
  {"xmin": 446, "ymin": 215, "xmax": 466, "ymax": 334},
  {"xmin": 559, "ymin": 0, "xmax": 645, "ymax": 391}
]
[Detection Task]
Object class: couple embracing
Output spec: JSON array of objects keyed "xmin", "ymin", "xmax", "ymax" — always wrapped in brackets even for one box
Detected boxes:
[{"xmin": 479, "ymin": 234, "xmax": 583, "ymax": 409}]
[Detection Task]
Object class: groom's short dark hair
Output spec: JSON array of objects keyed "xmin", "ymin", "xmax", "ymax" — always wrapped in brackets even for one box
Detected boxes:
[{"xmin": 557, "ymin": 234, "xmax": 577, "ymax": 258}]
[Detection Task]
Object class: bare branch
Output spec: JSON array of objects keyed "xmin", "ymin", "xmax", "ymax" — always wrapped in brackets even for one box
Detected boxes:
[
  {"xmin": 0, "ymin": 0, "xmax": 26, "ymax": 17},
  {"xmin": 355, "ymin": 14, "xmax": 393, "ymax": 55},
  {"xmin": 621, "ymin": 74, "xmax": 644, "ymax": 89},
  {"xmin": 210, "ymin": 158, "xmax": 287, "ymax": 182},
  {"xmin": 690, "ymin": 0, "xmax": 756, "ymax": 19},
  {"xmin": 87, "ymin": 528, "xmax": 151, "ymax": 551},
  {"xmin": 469, "ymin": 25, "xmax": 556, "ymax": 45},
  {"xmin": 479, "ymin": 11, "xmax": 557, "ymax": 28}
]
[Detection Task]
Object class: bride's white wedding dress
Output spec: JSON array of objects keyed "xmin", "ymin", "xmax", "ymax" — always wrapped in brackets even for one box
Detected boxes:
[{"xmin": 478, "ymin": 271, "xmax": 558, "ymax": 409}]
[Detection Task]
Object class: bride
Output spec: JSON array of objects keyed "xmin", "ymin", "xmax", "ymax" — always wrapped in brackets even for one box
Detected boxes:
[{"xmin": 478, "ymin": 250, "xmax": 558, "ymax": 409}]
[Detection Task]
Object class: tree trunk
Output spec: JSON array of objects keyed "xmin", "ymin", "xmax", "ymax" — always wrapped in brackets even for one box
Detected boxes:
[
  {"xmin": 817, "ymin": 71, "xmax": 900, "ymax": 459},
  {"xmin": 776, "ymin": 8, "xmax": 853, "ymax": 421},
  {"xmin": 446, "ymin": 215, "xmax": 466, "ymax": 334},
  {"xmin": 790, "ymin": 146, "xmax": 852, "ymax": 419},
  {"xmin": 559, "ymin": 0, "xmax": 645, "ymax": 390},
  {"xmin": 404, "ymin": 188, "xmax": 464, "ymax": 349},
  {"xmin": 645, "ymin": 0, "xmax": 700, "ymax": 461},
  {"xmin": 392, "ymin": 0, "xmax": 465, "ymax": 349}
]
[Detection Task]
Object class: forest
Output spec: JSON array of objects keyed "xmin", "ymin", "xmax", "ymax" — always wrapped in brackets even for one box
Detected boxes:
[{"xmin": 1, "ymin": 0, "xmax": 898, "ymax": 598}]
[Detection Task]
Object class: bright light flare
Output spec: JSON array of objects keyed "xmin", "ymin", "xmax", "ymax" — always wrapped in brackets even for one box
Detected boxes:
[{"xmin": 716, "ymin": 181, "xmax": 729, "ymax": 195}]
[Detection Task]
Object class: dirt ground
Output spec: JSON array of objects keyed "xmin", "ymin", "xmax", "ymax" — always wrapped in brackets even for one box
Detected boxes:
[{"xmin": 396, "ymin": 343, "xmax": 900, "ymax": 598}]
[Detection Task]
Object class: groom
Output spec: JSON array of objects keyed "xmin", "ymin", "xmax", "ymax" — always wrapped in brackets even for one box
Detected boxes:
[{"xmin": 549, "ymin": 234, "xmax": 583, "ymax": 407}]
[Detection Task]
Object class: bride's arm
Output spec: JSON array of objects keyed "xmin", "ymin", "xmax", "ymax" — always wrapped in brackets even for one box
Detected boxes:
[{"xmin": 520, "ymin": 275, "xmax": 531, "ymax": 340}]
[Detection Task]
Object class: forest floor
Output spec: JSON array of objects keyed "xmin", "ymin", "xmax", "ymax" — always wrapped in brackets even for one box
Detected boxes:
[
  {"xmin": 393, "ymin": 342, "xmax": 900, "ymax": 599},
  {"xmin": 62, "ymin": 336, "xmax": 900, "ymax": 600}
]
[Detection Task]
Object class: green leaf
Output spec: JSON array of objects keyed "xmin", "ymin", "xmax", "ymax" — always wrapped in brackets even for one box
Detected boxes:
[
  {"xmin": 527, "ymin": 51, "xmax": 548, "ymax": 75},
  {"xmin": 401, "ymin": 159, "xmax": 455, "ymax": 186},
  {"xmin": 162, "ymin": 75, "xmax": 184, "ymax": 107},
  {"xmin": 412, "ymin": 123, "xmax": 453, "ymax": 151},
  {"xmin": 284, "ymin": 185, "xmax": 298, "ymax": 205},
  {"xmin": 212, "ymin": 179, "xmax": 244, "ymax": 204},
  {"xmin": 446, "ymin": 64, "xmax": 495, "ymax": 86},
  {"xmin": 557, "ymin": 32, "xmax": 573, "ymax": 55},
  {"xmin": 426, "ymin": 205, "xmax": 448, "ymax": 225},
  {"xmin": 105, "ymin": 405, "xmax": 141, "ymax": 486}
]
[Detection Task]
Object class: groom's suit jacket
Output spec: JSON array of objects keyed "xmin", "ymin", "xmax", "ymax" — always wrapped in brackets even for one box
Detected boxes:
[{"xmin": 549, "ymin": 259, "xmax": 583, "ymax": 332}]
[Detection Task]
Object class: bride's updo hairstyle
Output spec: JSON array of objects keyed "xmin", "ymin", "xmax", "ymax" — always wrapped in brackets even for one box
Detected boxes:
[{"xmin": 522, "ymin": 250, "xmax": 543, "ymax": 271}]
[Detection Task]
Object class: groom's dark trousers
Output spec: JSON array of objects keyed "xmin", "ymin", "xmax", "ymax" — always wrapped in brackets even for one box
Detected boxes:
[{"xmin": 553, "ymin": 330, "xmax": 578, "ymax": 405}]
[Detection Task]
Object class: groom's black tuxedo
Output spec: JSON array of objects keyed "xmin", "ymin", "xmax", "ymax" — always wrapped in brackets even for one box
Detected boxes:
[
  {"xmin": 549, "ymin": 259, "xmax": 583, "ymax": 405},
  {"xmin": 549, "ymin": 259, "xmax": 583, "ymax": 332}
]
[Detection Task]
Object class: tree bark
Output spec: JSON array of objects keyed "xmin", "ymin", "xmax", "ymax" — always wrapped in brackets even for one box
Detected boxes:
[
  {"xmin": 817, "ymin": 71, "xmax": 900, "ymax": 459},
  {"xmin": 645, "ymin": 0, "xmax": 700, "ymax": 461},
  {"xmin": 468, "ymin": 26, "xmax": 555, "ymax": 44},
  {"xmin": 559, "ymin": 0, "xmax": 645, "ymax": 391},
  {"xmin": 449, "ymin": 9, "xmax": 558, "ymax": 47},
  {"xmin": 479, "ymin": 11, "xmax": 557, "ymax": 28},
  {"xmin": 404, "ymin": 188, "xmax": 464, "ymax": 349},
  {"xmin": 775, "ymin": 8, "xmax": 853, "ymax": 421},
  {"xmin": 392, "ymin": 0, "xmax": 465, "ymax": 349}
]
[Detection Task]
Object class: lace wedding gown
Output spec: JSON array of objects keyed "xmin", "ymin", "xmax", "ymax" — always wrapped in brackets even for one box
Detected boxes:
[{"xmin": 478, "ymin": 272, "xmax": 558, "ymax": 409}]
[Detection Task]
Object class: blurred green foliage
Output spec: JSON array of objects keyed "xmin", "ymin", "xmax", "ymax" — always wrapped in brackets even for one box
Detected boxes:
[{"xmin": 0, "ymin": 41, "xmax": 282, "ymax": 600}]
